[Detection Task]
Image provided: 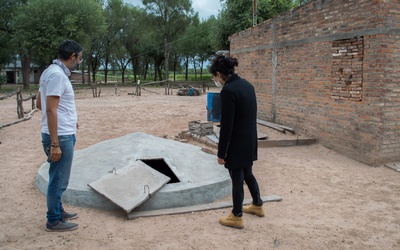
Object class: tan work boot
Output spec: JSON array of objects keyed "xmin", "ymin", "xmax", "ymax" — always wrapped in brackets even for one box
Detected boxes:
[
  {"xmin": 219, "ymin": 213, "xmax": 244, "ymax": 229},
  {"xmin": 243, "ymin": 203, "xmax": 265, "ymax": 217}
]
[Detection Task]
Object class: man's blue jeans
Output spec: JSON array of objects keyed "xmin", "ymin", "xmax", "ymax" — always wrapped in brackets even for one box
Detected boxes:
[{"xmin": 41, "ymin": 133, "xmax": 76, "ymax": 223}]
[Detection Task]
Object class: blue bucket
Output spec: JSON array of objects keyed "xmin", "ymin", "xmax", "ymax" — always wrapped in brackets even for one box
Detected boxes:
[{"xmin": 207, "ymin": 92, "xmax": 221, "ymax": 122}]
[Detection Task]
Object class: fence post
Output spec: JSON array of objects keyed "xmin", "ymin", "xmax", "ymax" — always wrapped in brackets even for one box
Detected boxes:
[
  {"xmin": 136, "ymin": 80, "xmax": 141, "ymax": 96},
  {"xmin": 16, "ymin": 89, "xmax": 24, "ymax": 119},
  {"xmin": 31, "ymin": 95, "xmax": 36, "ymax": 110}
]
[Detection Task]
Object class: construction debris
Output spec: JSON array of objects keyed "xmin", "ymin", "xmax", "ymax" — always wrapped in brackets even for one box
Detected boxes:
[{"xmin": 177, "ymin": 86, "xmax": 200, "ymax": 96}]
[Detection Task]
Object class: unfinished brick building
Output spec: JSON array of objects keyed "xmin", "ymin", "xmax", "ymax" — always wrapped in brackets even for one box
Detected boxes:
[{"xmin": 229, "ymin": 0, "xmax": 400, "ymax": 165}]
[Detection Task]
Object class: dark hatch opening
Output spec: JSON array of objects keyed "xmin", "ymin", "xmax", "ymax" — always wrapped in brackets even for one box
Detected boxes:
[{"xmin": 140, "ymin": 159, "xmax": 180, "ymax": 183}]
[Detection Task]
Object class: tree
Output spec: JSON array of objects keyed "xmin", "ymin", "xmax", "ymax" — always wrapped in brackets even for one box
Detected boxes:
[
  {"xmin": 113, "ymin": 41, "xmax": 130, "ymax": 83},
  {"xmin": 99, "ymin": 0, "xmax": 131, "ymax": 84},
  {"xmin": 88, "ymin": 38, "xmax": 104, "ymax": 83},
  {"xmin": 195, "ymin": 18, "xmax": 216, "ymax": 80},
  {"xmin": 217, "ymin": 0, "xmax": 294, "ymax": 49},
  {"xmin": 204, "ymin": 16, "xmax": 222, "ymax": 54},
  {"xmin": 122, "ymin": 6, "xmax": 147, "ymax": 83},
  {"xmin": 143, "ymin": 0, "xmax": 192, "ymax": 80},
  {"xmin": 178, "ymin": 15, "xmax": 200, "ymax": 80},
  {"xmin": 12, "ymin": 0, "xmax": 105, "ymax": 89},
  {"xmin": 0, "ymin": 0, "xmax": 26, "ymax": 71}
]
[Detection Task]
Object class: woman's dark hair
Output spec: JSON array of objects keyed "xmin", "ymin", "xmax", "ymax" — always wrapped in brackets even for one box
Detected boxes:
[
  {"xmin": 58, "ymin": 40, "xmax": 83, "ymax": 60},
  {"xmin": 209, "ymin": 55, "xmax": 239, "ymax": 80}
]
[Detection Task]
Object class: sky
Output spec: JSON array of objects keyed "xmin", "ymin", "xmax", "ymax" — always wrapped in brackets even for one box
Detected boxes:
[{"xmin": 123, "ymin": 0, "xmax": 223, "ymax": 20}]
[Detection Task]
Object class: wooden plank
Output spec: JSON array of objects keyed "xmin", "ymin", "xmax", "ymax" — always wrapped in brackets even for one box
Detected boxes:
[
  {"xmin": 127, "ymin": 195, "xmax": 282, "ymax": 219},
  {"xmin": 258, "ymin": 139, "xmax": 316, "ymax": 148},
  {"xmin": 276, "ymin": 124, "xmax": 295, "ymax": 134},
  {"xmin": 257, "ymin": 119, "xmax": 295, "ymax": 134},
  {"xmin": 257, "ymin": 119, "xmax": 286, "ymax": 133}
]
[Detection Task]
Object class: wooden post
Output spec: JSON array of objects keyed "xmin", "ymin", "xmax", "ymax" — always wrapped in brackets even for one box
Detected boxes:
[
  {"xmin": 31, "ymin": 95, "xmax": 36, "ymax": 110},
  {"xmin": 136, "ymin": 80, "xmax": 141, "ymax": 96},
  {"xmin": 16, "ymin": 89, "xmax": 24, "ymax": 119}
]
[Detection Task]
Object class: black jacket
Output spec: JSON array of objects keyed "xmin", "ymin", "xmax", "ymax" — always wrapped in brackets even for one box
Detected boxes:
[{"xmin": 218, "ymin": 74, "xmax": 258, "ymax": 169}]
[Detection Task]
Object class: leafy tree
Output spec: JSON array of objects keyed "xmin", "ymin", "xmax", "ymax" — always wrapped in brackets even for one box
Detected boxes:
[
  {"xmin": 100, "ymin": 0, "xmax": 131, "ymax": 83},
  {"xmin": 0, "ymin": 0, "xmax": 26, "ymax": 70},
  {"xmin": 196, "ymin": 18, "xmax": 217, "ymax": 79},
  {"xmin": 217, "ymin": 0, "xmax": 294, "ymax": 49},
  {"xmin": 140, "ymin": 28, "xmax": 162, "ymax": 80},
  {"xmin": 178, "ymin": 15, "xmax": 200, "ymax": 80},
  {"xmin": 122, "ymin": 6, "xmax": 147, "ymax": 82},
  {"xmin": 143, "ymin": 0, "xmax": 193, "ymax": 80},
  {"xmin": 12, "ymin": 0, "xmax": 105, "ymax": 89},
  {"xmin": 204, "ymin": 16, "xmax": 222, "ymax": 54},
  {"xmin": 113, "ymin": 41, "xmax": 130, "ymax": 83},
  {"xmin": 88, "ymin": 38, "xmax": 104, "ymax": 83}
]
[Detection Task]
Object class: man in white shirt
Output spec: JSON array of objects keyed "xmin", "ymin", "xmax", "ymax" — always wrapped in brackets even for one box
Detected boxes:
[{"xmin": 36, "ymin": 40, "xmax": 83, "ymax": 232}]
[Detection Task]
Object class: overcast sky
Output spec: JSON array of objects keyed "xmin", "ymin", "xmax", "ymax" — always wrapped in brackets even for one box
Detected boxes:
[{"xmin": 123, "ymin": 0, "xmax": 223, "ymax": 20}]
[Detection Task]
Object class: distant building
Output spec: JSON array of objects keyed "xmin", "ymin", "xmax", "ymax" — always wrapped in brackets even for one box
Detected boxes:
[
  {"xmin": 1, "ymin": 60, "xmax": 91, "ymax": 84},
  {"xmin": 70, "ymin": 70, "xmax": 89, "ymax": 84},
  {"xmin": 0, "ymin": 60, "xmax": 41, "ymax": 84}
]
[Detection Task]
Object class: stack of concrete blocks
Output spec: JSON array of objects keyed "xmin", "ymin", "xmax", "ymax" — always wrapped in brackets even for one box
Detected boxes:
[{"xmin": 188, "ymin": 120, "xmax": 214, "ymax": 136}]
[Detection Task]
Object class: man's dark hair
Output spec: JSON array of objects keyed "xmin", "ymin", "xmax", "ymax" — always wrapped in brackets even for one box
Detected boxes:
[{"xmin": 58, "ymin": 40, "xmax": 83, "ymax": 60}]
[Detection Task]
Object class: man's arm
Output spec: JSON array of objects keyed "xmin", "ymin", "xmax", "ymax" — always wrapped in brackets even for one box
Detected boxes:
[
  {"xmin": 46, "ymin": 95, "xmax": 62, "ymax": 162},
  {"xmin": 36, "ymin": 91, "xmax": 41, "ymax": 110}
]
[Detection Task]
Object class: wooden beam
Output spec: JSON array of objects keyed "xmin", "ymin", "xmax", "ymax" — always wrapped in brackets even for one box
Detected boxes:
[
  {"xmin": 258, "ymin": 139, "xmax": 316, "ymax": 148},
  {"xmin": 257, "ymin": 119, "xmax": 295, "ymax": 134},
  {"xmin": 257, "ymin": 119, "xmax": 286, "ymax": 133}
]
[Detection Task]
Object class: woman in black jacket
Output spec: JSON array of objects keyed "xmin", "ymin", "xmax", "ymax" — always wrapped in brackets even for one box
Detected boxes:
[{"xmin": 210, "ymin": 55, "xmax": 264, "ymax": 229}]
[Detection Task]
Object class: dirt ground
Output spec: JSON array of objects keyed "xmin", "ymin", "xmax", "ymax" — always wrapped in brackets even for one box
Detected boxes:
[{"xmin": 0, "ymin": 86, "xmax": 399, "ymax": 250}]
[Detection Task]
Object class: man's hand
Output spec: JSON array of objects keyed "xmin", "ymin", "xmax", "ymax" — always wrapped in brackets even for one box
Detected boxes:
[
  {"xmin": 50, "ymin": 146, "xmax": 62, "ymax": 162},
  {"xmin": 217, "ymin": 157, "xmax": 225, "ymax": 165}
]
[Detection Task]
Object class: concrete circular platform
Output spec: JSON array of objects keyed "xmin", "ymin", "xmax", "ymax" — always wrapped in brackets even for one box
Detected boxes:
[{"xmin": 36, "ymin": 132, "xmax": 231, "ymax": 211}]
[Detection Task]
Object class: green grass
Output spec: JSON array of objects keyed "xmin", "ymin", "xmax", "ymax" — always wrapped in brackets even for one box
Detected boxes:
[
  {"xmin": 0, "ymin": 84, "xmax": 39, "ymax": 94},
  {"xmin": 95, "ymin": 73, "xmax": 213, "ymax": 83},
  {"xmin": 0, "ymin": 73, "xmax": 213, "ymax": 94}
]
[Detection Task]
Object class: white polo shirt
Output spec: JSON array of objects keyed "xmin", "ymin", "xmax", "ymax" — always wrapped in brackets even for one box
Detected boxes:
[{"xmin": 39, "ymin": 64, "xmax": 77, "ymax": 135}]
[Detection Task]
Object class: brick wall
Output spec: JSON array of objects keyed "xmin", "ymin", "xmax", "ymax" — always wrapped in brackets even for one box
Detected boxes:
[{"xmin": 229, "ymin": 0, "xmax": 400, "ymax": 165}]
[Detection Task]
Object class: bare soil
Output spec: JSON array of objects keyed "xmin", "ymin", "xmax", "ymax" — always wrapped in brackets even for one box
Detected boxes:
[{"xmin": 0, "ymin": 86, "xmax": 399, "ymax": 250}]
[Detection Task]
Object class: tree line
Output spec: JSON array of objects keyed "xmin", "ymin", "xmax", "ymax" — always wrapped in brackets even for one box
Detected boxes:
[{"xmin": 0, "ymin": 0, "xmax": 309, "ymax": 90}]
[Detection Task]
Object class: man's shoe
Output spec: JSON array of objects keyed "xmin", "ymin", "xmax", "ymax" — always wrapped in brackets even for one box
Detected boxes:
[
  {"xmin": 61, "ymin": 210, "xmax": 78, "ymax": 220},
  {"xmin": 243, "ymin": 203, "xmax": 265, "ymax": 217},
  {"xmin": 46, "ymin": 220, "xmax": 79, "ymax": 232},
  {"xmin": 219, "ymin": 213, "xmax": 244, "ymax": 229}
]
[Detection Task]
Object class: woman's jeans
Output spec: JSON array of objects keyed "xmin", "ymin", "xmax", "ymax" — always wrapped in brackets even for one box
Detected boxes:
[
  {"xmin": 41, "ymin": 133, "xmax": 76, "ymax": 223},
  {"xmin": 229, "ymin": 165, "xmax": 263, "ymax": 217}
]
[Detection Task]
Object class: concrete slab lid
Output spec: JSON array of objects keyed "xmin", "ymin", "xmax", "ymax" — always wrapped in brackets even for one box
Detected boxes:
[{"xmin": 88, "ymin": 160, "xmax": 171, "ymax": 213}]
